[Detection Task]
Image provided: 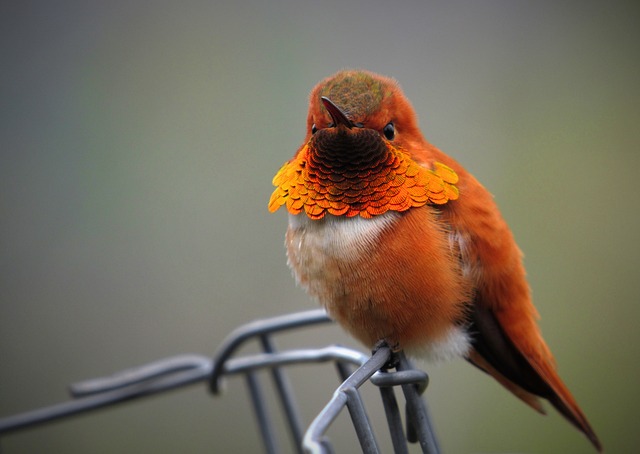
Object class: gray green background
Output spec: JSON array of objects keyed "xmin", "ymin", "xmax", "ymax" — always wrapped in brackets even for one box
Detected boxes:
[{"xmin": 2, "ymin": 1, "xmax": 639, "ymax": 452}]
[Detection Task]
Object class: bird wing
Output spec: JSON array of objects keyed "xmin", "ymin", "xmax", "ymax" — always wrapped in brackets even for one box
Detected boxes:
[{"xmin": 448, "ymin": 170, "xmax": 603, "ymax": 452}]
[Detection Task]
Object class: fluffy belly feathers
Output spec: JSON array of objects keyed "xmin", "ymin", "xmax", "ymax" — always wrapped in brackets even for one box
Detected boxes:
[{"xmin": 285, "ymin": 208, "xmax": 472, "ymax": 362}]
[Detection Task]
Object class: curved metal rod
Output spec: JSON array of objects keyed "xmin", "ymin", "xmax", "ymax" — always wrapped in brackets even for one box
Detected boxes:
[
  {"xmin": 370, "ymin": 369, "xmax": 429, "ymax": 391},
  {"xmin": 209, "ymin": 309, "xmax": 332, "ymax": 393},
  {"xmin": 0, "ymin": 355, "xmax": 211, "ymax": 435},
  {"xmin": 70, "ymin": 354, "xmax": 212, "ymax": 397},
  {"xmin": 224, "ymin": 346, "xmax": 369, "ymax": 374},
  {"xmin": 303, "ymin": 345, "xmax": 392, "ymax": 454},
  {"xmin": 0, "ymin": 345, "xmax": 362, "ymax": 436},
  {"xmin": 303, "ymin": 348, "xmax": 440, "ymax": 454}
]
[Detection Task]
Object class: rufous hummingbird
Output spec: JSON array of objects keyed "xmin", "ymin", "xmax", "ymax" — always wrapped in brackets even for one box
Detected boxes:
[{"xmin": 269, "ymin": 69, "xmax": 602, "ymax": 451}]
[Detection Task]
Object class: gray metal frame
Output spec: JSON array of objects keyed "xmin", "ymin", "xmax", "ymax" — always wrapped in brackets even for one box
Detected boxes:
[{"xmin": 0, "ymin": 309, "xmax": 439, "ymax": 453}]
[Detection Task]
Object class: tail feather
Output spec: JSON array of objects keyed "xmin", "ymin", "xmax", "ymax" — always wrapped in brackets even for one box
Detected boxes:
[
  {"xmin": 467, "ymin": 350, "xmax": 546, "ymax": 414},
  {"xmin": 469, "ymin": 304, "xmax": 602, "ymax": 452},
  {"xmin": 530, "ymin": 354, "xmax": 603, "ymax": 452}
]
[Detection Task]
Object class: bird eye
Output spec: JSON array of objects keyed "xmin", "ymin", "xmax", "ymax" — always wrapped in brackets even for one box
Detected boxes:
[
  {"xmin": 383, "ymin": 122, "xmax": 395, "ymax": 140},
  {"xmin": 311, "ymin": 124, "xmax": 317, "ymax": 134}
]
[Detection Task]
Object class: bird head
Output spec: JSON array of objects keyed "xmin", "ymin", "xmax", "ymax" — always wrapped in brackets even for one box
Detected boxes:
[{"xmin": 269, "ymin": 70, "xmax": 459, "ymax": 220}]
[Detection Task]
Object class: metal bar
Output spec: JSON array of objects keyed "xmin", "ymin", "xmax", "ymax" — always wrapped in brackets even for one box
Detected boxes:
[
  {"xmin": 0, "ymin": 363, "xmax": 210, "ymax": 435},
  {"xmin": 334, "ymin": 361, "xmax": 353, "ymax": 382},
  {"xmin": 303, "ymin": 345, "xmax": 391, "ymax": 454},
  {"xmin": 377, "ymin": 385, "xmax": 409, "ymax": 454},
  {"xmin": 0, "ymin": 347, "xmax": 366, "ymax": 436},
  {"xmin": 397, "ymin": 353, "xmax": 439, "ymax": 454},
  {"xmin": 223, "ymin": 347, "xmax": 368, "ymax": 375},
  {"xmin": 370, "ymin": 369, "xmax": 429, "ymax": 389},
  {"xmin": 369, "ymin": 365, "xmax": 431, "ymax": 448},
  {"xmin": 69, "ymin": 355, "xmax": 211, "ymax": 397},
  {"xmin": 210, "ymin": 310, "xmax": 331, "ymax": 394},
  {"xmin": 260, "ymin": 335, "xmax": 305, "ymax": 454},
  {"xmin": 344, "ymin": 387, "xmax": 380, "ymax": 454},
  {"xmin": 245, "ymin": 371, "xmax": 280, "ymax": 454}
]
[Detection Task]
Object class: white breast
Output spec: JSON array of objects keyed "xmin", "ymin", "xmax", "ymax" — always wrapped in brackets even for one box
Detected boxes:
[
  {"xmin": 285, "ymin": 212, "xmax": 399, "ymax": 298},
  {"xmin": 287, "ymin": 211, "xmax": 400, "ymax": 262}
]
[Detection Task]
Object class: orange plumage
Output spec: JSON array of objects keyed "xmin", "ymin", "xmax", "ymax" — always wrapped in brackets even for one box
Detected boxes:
[{"xmin": 269, "ymin": 69, "xmax": 602, "ymax": 451}]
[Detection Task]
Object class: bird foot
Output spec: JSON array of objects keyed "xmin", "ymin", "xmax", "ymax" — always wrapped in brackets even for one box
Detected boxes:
[{"xmin": 372, "ymin": 339, "xmax": 401, "ymax": 370}]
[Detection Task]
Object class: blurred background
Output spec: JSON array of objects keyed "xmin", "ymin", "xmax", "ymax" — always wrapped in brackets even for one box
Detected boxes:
[{"xmin": 1, "ymin": 1, "xmax": 639, "ymax": 452}]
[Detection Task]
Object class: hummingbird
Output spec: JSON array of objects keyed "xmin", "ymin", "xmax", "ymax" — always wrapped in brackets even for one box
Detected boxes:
[{"xmin": 268, "ymin": 69, "xmax": 602, "ymax": 451}]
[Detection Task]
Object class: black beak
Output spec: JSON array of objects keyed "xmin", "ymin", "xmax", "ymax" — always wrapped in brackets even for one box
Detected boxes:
[{"xmin": 321, "ymin": 96, "xmax": 354, "ymax": 129}]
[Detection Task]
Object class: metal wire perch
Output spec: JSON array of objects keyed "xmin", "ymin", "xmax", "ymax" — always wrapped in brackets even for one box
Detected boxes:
[{"xmin": 0, "ymin": 309, "xmax": 440, "ymax": 453}]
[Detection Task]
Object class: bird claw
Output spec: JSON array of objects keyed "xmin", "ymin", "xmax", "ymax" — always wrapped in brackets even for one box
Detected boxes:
[{"xmin": 372, "ymin": 339, "xmax": 401, "ymax": 370}]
